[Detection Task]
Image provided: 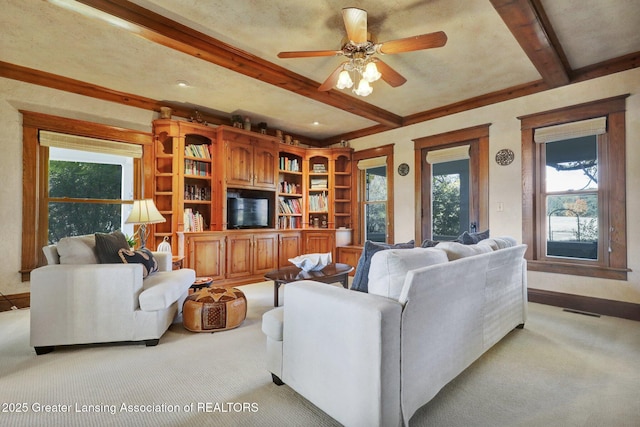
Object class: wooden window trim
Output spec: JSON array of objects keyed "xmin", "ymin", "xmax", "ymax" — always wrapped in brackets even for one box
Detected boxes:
[
  {"xmin": 353, "ymin": 144, "xmax": 394, "ymax": 245},
  {"xmin": 20, "ymin": 111, "xmax": 152, "ymax": 281},
  {"xmin": 519, "ymin": 95, "xmax": 628, "ymax": 280},
  {"xmin": 413, "ymin": 124, "xmax": 490, "ymax": 245}
]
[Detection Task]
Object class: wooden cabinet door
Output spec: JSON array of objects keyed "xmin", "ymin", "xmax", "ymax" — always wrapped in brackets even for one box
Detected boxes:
[
  {"xmin": 337, "ymin": 246, "xmax": 362, "ymax": 276},
  {"xmin": 226, "ymin": 140, "xmax": 254, "ymax": 187},
  {"xmin": 303, "ymin": 231, "xmax": 335, "ymax": 261},
  {"xmin": 278, "ymin": 232, "xmax": 301, "ymax": 268},
  {"xmin": 226, "ymin": 233, "xmax": 253, "ymax": 279},
  {"xmin": 253, "ymin": 141, "xmax": 278, "ymax": 189},
  {"xmin": 253, "ymin": 233, "xmax": 278, "ymax": 275},
  {"xmin": 187, "ymin": 234, "xmax": 225, "ymax": 281}
]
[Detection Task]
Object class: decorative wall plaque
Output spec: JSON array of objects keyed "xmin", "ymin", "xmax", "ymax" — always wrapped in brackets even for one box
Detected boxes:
[{"xmin": 495, "ymin": 149, "xmax": 514, "ymax": 166}]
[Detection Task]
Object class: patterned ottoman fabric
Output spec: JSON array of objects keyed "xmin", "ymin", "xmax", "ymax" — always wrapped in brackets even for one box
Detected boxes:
[{"xmin": 183, "ymin": 287, "xmax": 247, "ymax": 332}]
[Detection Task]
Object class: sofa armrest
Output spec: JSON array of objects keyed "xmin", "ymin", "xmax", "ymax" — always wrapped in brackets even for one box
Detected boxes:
[
  {"xmin": 282, "ymin": 280, "xmax": 403, "ymax": 427},
  {"xmin": 30, "ymin": 263, "xmax": 144, "ymax": 347}
]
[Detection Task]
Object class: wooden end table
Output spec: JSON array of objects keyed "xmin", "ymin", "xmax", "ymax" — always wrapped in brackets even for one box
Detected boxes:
[{"xmin": 264, "ymin": 263, "xmax": 353, "ymax": 307}]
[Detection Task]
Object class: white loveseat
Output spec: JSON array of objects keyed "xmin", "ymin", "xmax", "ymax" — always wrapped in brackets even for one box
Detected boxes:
[
  {"xmin": 30, "ymin": 234, "xmax": 195, "ymax": 354},
  {"xmin": 262, "ymin": 238, "xmax": 527, "ymax": 427}
]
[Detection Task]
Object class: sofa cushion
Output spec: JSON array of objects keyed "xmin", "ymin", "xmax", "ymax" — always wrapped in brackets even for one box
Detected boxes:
[
  {"xmin": 262, "ymin": 307, "xmax": 285, "ymax": 341},
  {"xmin": 139, "ymin": 269, "xmax": 194, "ymax": 311},
  {"xmin": 435, "ymin": 241, "xmax": 493, "ymax": 261},
  {"xmin": 118, "ymin": 248, "xmax": 158, "ymax": 278},
  {"xmin": 368, "ymin": 247, "xmax": 449, "ymax": 300},
  {"xmin": 56, "ymin": 234, "xmax": 98, "ymax": 264},
  {"xmin": 95, "ymin": 231, "xmax": 129, "ymax": 264},
  {"xmin": 351, "ymin": 240, "xmax": 415, "ymax": 293}
]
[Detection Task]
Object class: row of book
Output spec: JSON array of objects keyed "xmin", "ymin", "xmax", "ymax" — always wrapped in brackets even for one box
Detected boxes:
[
  {"xmin": 277, "ymin": 216, "xmax": 301, "ymax": 229},
  {"xmin": 184, "ymin": 184, "xmax": 211, "ymax": 201},
  {"xmin": 279, "ymin": 180, "xmax": 301, "ymax": 195},
  {"xmin": 184, "ymin": 208, "xmax": 205, "ymax": 232},
  {"xmin": 184, "ymin": 159, "xmax": 210, "ymax": 176},
  {"xmin": 185, "ymin": 144, "xmax": 211, "ymax": 159},
  {"xmin": 278, "ymin": 197, "xmax": 302, "ymax": 214},
  {"xmin": 279, "ymin": 157, "xmax": 300, "ymax": 172},
  {"xmin": 310, "ymin": 178, "xmax": 328, "ymax": 189},
  {"xmin": 308, "ymin": 193, "xmax": 328, "ymax": 212}
]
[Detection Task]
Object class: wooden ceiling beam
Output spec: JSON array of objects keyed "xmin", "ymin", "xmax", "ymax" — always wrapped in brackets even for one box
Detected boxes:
[
  {"xmin": 73, "ymin": 0, "xmax": 403, "ymax": 129},
  {"xmin": 490, "ymin": 0, "xmax": 570, "ymax": 87}
]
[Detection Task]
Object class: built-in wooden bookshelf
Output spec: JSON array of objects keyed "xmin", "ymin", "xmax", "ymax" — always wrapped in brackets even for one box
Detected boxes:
[{"xmin": 277, "ymin": 146, "xmax": 305, "ymax": 229}]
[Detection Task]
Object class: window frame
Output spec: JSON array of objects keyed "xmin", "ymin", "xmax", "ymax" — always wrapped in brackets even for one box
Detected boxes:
[
  {"xmin": 20, "ymin": 111, "xmax": 152, "ymax": 281},
  {"xmin": 519, "ymin": 95, "xmax": 628, "ymax": 280},
  {"xmin": 353, "ymin": 144, "xmax": 394, "ymax": 245}
]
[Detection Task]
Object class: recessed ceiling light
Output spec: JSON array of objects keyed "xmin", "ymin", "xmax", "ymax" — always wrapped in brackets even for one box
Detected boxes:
[
  {"xmin": 176, "ymin": 80, "xmax": 190, "ymax": 87},
  {"xmin": 312, "ymin": 121, "xmax": 320, "ymax": 126}
]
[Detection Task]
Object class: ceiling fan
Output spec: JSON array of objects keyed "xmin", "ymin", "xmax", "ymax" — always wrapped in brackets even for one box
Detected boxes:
[{"xmin": 278, "ymin": 7, "xmax": 447, "ymax": 96}]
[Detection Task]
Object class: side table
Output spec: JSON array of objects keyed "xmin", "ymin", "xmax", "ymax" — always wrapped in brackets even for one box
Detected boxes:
[{"xmin": 189, "ymin": 276, "xmax": 213, "ymax": 295}]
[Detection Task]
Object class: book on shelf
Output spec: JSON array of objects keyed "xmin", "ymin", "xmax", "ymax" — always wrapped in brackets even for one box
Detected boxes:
[
  {"xmin": 278, "ymin": 196, "xmax": 302, "ymax": 214},
  {"xmin": 185, "ymin": 144, "xmax": 211, "ymax": 159},
  {"xmin": 277, "ymin": 215, "xmax": 301, "ymax": 229},
  {"xmin": 308, "ymin": 193, "xmax": 328, "ymax": 211},
  {"xmin": 184, "ymin": 208, "xmax": 206, "ymax": 232},
  {"xmin": 310, "ymin": 178, "xmax": 328, "ymax": 189},
  {"xmin": 184, "ymin": 184, "xmax": 211, "ymax": 201},
  {"xmin": 184, "ymin": 159, "xmax": 210, "ymax": 176},
  {"xmin": 312, "ymin": 163, "xmax": 327, "ymax": 173},
  {"xmin": 279, "ymin": 157, "xmax": 300, "ymax": 172},
  {"xmin": 279, "ymin": 180, "xmax": 301, "ymax": 194}
]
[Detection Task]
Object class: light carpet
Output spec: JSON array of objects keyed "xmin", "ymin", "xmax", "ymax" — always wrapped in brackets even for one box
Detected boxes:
[{"xmin": 0, "ymin": 281, "xmax": 639, "ymax": 427}]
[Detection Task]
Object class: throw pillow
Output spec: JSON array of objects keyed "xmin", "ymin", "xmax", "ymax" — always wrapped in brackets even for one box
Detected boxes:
[
  {"xmin": 435, "ymin": 241, "xmax": 493, "ymax": 261},
  {"xmin": 95, "ymin": 230, "xmax": 130, "ymax": 264},
  {"xmin": 420, "ymin": 239, "xmax": 440, "ymax": 248},
  {"xmin": 118, "ymin": 248, "xmax": 158, "ymax": 278},
  {"xmin": 459, "ymin": 229, "xmax": 490, "ymax": 244},
  {"xmin": 351, "ymin": 240, "xmax": 415, "ymax": 293},
  {"xmin": 56, "ymin": 234, "xmax": 98, "ymax": 264}
]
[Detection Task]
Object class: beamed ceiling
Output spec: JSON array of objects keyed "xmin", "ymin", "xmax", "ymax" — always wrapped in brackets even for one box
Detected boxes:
[{"xmin": 1, "ymin": 0, "xmax": 639, "ymax": 146}]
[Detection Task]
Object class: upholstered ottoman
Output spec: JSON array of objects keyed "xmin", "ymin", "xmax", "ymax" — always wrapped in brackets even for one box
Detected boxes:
[{"xmin": 182, "ymin": 287, "xmax": 247, "ymax": 332}]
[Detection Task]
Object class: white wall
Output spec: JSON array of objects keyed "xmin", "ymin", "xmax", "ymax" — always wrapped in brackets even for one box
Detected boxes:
[
  {"xmin": 350, "ymin": 68, "xmax": 640, "ymax": 304},
  {"xmin": 0, "ymin": 78, "xmax": 155, "ymax": 296},
  {"xmin": 1, "ymin": 69, "xmax": 638, "ymax": 304}
]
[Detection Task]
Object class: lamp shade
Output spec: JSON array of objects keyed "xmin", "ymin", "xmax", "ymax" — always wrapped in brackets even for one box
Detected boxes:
[{"xmin": 125, "ymin": 199, "xmax": 166, "ymax": 224}]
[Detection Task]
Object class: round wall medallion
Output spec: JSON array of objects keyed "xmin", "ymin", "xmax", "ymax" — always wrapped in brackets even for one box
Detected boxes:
[
  {"xmin": 495, "ymin": 149, "xmax": 514, "ymax": 166},
  {"xmin": 397, "ymin": 163, "xmax": 410, "ymax": 176}
]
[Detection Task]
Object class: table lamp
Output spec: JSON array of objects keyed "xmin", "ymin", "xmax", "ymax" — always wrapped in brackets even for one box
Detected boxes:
[{"xmin": 125, "ymin": 199, "xmax": 166, "ymax": 248}]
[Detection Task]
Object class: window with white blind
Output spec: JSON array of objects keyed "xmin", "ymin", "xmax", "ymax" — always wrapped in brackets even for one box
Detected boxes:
[{"xmin": 520, "ymin": 96, "xmax": 628, "ymax": 280}]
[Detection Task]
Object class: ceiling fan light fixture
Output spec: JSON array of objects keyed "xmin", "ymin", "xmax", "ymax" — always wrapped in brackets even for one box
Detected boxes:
[
  {"xmin": 362, "ymin": 61, "xmax": 381, "ymax": 83},
  {"xmin": 354, "ymin": 79, "xmax": 373, "ymax": 97},
  {"xmin": 336, "ymin": 70, "xmax": 354, "ymax": 89}
]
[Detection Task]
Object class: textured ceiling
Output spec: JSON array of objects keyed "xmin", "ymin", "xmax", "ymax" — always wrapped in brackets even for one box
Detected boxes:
[{"xmin": 1, "ymin": 0, "xmax": 639, "ymax": 141}]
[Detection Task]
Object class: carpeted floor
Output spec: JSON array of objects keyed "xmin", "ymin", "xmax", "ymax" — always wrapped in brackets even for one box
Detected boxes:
[{"xmin": 0, "ymin": 281, "xmax": 638, "ymax": 426}]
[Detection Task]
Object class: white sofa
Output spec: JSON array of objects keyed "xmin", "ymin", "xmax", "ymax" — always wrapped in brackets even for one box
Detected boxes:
[
  {"xmin": 30, "ymin": 234, "xmax": 195, "ymax": 354},
  {"xmin": 262, "ymin": 238, "xmax": 527, "ymax": 427}
]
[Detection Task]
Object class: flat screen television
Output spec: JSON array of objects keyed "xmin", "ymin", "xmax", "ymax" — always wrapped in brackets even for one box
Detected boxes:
[{"xmin": 227, "ymin": 197, "xmax": 269, "ymax": 229}]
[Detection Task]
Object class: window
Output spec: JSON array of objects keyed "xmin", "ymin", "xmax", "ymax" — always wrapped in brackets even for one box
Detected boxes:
[
  {"xmin": 520, "ymin": 96, "xmax": 628, "ymax": 280},
  {"xmin": 413, "ymin": 124, "xmax": 490, "ymax": 245},
  {"xmin": 21, "ymin": 111, "xmax": 151, "ymax": 280},
  {"xmin": 363, "ymin": 165, "xmax": 387, "ymax": 242},
  {"xmin": 47, "ymin": 145, "xmax": 136, "ymax": 243},
  {"xmin": 427, "ymin": 145, "xmax": 471, "ymax": 240},
  {"xmin": 353, "ymin": 144, "xmax": 394, "ymax": 244}
]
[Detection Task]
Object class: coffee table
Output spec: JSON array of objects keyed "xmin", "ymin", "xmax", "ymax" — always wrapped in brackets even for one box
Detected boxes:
[{"xmin": 264, "ymin": 263, "xmax": 353, "ymax": 307}]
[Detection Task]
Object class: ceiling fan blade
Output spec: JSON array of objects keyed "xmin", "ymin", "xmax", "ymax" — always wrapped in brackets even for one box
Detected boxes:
[
  {"xmin": 318, "ymin": 62, "xmax": 347, "ymax": 91},
  {"xmin": 378, "ymin": 31, "xmax": 447, "ymax": 54},
  {"xmin": 374, "ymin": 60, "xmax": 407, "ymax": 87},
  {"xmin": 342, "ymin": 7, "xmax": 368, "ymax": 43},
  {"xmin": 278, "ymin": 50, "xmax": 342, "ymax": 59}
]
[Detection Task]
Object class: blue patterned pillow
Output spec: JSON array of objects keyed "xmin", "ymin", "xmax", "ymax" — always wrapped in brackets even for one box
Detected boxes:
[
  {"xmin": 351, "ymin": 240, "xmax": 415, "ymax": 293},
  {"xmin": 118, "ymin": 248, "xmax": 158, "ymax": 278}
]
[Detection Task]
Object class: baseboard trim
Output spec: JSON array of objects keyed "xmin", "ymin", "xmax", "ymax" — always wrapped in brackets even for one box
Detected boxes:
[
  {"xmin": 528, "ymin": 289, "xmax": 640, "ymax": 321},
  {"xmin": 0, "ymin": 292, "xmax": 30, "ymax": 312}
]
